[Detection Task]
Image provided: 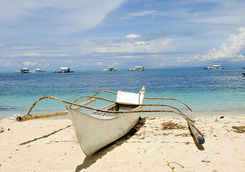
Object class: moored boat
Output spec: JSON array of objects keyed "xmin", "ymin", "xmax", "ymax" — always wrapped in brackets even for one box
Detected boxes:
[
  {"xmin": 203, "ymin": 65, "xmax": 223, "ymax": 70},
  {"xmin": 54, "ymin": 67, "xmax": 73, "ymax": 73},
  {"xmin": 20, "ymin": 68, "xmax": 30, "ymax": 73},
  {"xmin": 69, "ymin": 87, "xmax": 145, "ymax": 155},
  {"xmin": 35, "ymin": 68, "xmax": 45, "ymax": 73},
  {"xmin": 128, "ymin": 66, "xmax": 144, "ymax": 71},
  {"xmin": 103, "ymin": 67, "xmax": 117, "ymax": 71},
  {"xmin": 16, "ymin": 87, "xmax": 204, "ymax": 156}
]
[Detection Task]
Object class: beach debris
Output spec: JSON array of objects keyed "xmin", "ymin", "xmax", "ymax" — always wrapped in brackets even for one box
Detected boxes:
[
  {"xmin": 202, "ymin": 159, "xmax": 211, "ymax": 163},
  {"xmin": 8, "ymin": 113, "xmax": 21, "ymax": 120},
  {"xmin": 220, "ymin": 116, "xmax": 224, "ymax": 119},
  {"xmin": 138, "ymin": 133, "xmax": 145, "ymax": 140},
  {"xmin": 232, "ymin": 126, "xmax": 245, "ymax": 133},
  {"xmin": 8, "ymin": 128, "xmax": 10, "ymax": 131},
  {"xmin": 0, "ymin": 126, "xmax": 4, "ymax": 133},
  {"xmin": 175, "ymin": 133, "xmax": 190, "ymax": 137},
  {"xmin": 166, "ymin": 160, "xmax": 184, "ymax": 172},
  {"xmin": 147, "ymin": 117, "xmax": 155, "ymax": 120},
  {"xmin": 185, "ymin": 141, "xmax": 190, "ymax": 145},
  {"xmin": 166, "ymin": 161, "xmax": 175, "ymax": 172},
  {"xmin": 162, "ymin": 132, "xmax": 172, "ymax": 135},
  {"xmin": 162, "ymin": 121, "xmax": 186, "ymax": 130}
]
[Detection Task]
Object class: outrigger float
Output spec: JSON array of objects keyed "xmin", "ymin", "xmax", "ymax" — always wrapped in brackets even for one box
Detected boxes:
[{"xmin": 16, "ymin": 87, "xmax": 204, "ymax": 156}]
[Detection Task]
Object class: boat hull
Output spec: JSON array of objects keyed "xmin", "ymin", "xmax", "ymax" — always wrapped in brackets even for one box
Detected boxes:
[{"xmin": 68, "ymin": 108, "xmax": 140, "ymax": 156}]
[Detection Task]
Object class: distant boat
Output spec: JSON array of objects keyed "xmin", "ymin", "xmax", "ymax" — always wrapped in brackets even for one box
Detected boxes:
[
  {"xmin": 203, "ymin": 65, "xmax": 223, "ymax": 70},
  {"xmin": 54, "ymin": 67, "xmax": 73, "ymax": 73},
  {"xmin": 128, "ymin": 66, "xmax": 144, "ymax": 71},
  {"xmin": 103, "ymin": 67, "xmax": 117, "ymax": 71},
  {"xmin": 20, "ymin": 68, "xmax": 30, "ymax": 73},
  {"xmin": 35, "ymin": 68, "xmax": 45, "ymax": 73}
]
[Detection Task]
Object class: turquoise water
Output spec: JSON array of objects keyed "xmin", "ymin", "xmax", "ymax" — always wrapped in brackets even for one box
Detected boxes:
[{"xmin": 1, "ymin": 67, "xmax": 245, "ymax": 118}]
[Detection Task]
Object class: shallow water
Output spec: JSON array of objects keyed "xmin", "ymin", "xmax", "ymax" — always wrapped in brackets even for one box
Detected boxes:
[{"xmin": 1, "ymin": 67, "xmax": 245, "ymax": 118}]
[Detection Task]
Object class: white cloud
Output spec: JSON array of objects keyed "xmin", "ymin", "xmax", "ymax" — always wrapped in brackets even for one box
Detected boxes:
[
  {"xmin": 94, "ymin": 41, "xmax": 154, "ymax": 53},
  {"xmin": 93, "ymin": 47, "xmax": 108, "ymax": 53},
  {"xmin": 0, "ymin": 0, "xmax": 125, "ymax": 33},
  {"xmin": 134, "ymin": 41, "xmax": 147, "ymax": 45},
  {"xmin": 22, "ymin": 61, "xmax": 37, "ymax": 67},
  {"xmin": 128, "ymin": 10, "xmax": 157, "ymax": 17},
  {"xmin": 125, "ymin": 34, "xmax": 141, "ymax": 39},
  {"xmin": 150, "ymin": 38, "xmax": 175, "ymax": 52},
  {"xmin": 62, "ymin": 59, "xmax": 74, "ymax": 63},
  {"xmin": 158, "ymin": 62, "xmax": 166, "ymax": 67},
  {"xmin": 188, "ymin": 1, "xmax": 245, "ymax": 25},
  {"xmin": 115, "ymin": 55, "xmax": 140, "ymax": 59},
  {"xmin": 9, "ymin": 52, "xmax": 71, "ymax": 57},
  {"xmin": 159, "ymin": 38, "xmax": 173, "ymax": 46},
  {"xmin": 95, "ymin": 61, "xmax": 105, "ymax": 66},
  {"xmin": 0, "ymin": 59, "xmax": 13, "ymax": 67},
  {"xmin": 202, "ymin": 27, "xmax": 245, "ymax": 61},
  {"xmin": 92, "ymin": 37, "xmax": 174, "ymax": 54}
]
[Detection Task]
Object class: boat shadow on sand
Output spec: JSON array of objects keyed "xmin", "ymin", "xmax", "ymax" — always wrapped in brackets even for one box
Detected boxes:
[
  {"xmin": 75, "ymin": 117, "xmax": 146, "ymax": 172},
  {"xmin": 19, "ymin": 125, "xmax": 72, "ymax": 146}
]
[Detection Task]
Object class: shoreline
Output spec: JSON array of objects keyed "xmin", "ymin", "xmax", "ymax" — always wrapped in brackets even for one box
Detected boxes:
[{"xmin": 1, "ymin": 115, "xmax": 245, "ymax": 171}]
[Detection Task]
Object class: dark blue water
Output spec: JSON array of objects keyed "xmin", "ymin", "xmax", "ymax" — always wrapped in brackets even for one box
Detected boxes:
[{"xmin": 1, "ymin": 67, "xmax": 245, "ymax": 118}]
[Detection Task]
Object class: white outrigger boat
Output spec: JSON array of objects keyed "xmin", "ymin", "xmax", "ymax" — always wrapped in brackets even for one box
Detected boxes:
[{"xmin": 16, "ymin": 87, "xmax": 204, "ymax": 156}]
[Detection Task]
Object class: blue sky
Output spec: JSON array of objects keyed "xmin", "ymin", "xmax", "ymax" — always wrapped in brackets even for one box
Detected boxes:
[{"xmin": 0, "ymin": 0, "xmax": 245, "ymax": 71}]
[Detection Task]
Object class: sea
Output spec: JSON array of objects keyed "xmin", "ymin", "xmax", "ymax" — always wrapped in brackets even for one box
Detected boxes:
[{"xmin": 1, "ymin": 67, "xmax": 245, "ymax": 119}]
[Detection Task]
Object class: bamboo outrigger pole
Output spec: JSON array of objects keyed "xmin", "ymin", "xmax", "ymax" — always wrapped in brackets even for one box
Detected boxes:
[
  {"xmin": 145, "ymin": 97, "xmax": 192, "ymax": 112},
  {"xmin": 16, "ymin": 96, "xmax": 190, "ymax": 122},
  {"xmin": 16, "ymin": 89, "xmax": 192, "ymax": 122},
  {"xmin": 15, "ymin": 90, "xmax": 205, "ymax": 145},
  {"xmin": 16, "ymin": 90, "xmax": 116, "ymax": 122}
]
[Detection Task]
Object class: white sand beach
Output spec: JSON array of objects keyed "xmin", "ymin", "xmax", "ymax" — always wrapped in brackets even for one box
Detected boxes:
[{"xmin": 1, "ymin": 115, "xmax": 245, "ymax": 172}]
